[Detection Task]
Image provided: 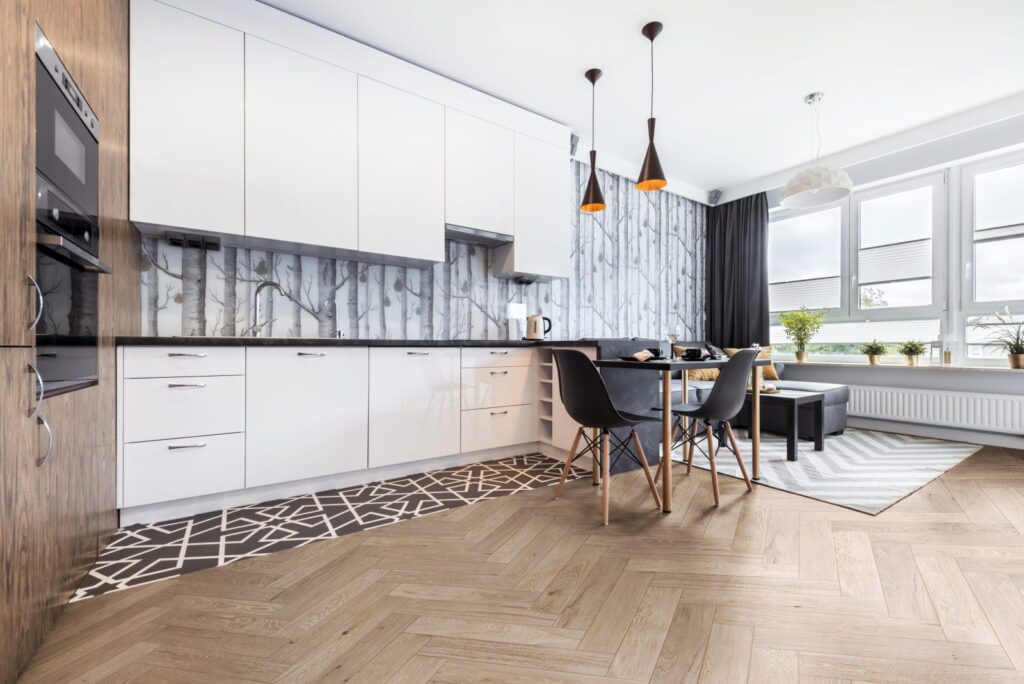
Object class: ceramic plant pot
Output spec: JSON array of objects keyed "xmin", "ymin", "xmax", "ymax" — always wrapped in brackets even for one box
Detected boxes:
[
  {"xmin": 795, "ymin": 351, "xmax": 807, "ymax": 363},
  {"xmin": 867, "ymin": 354, "xmax": 880, "ymax": 366},
  {"xmin": 905, "ymin": 355, "xmax": 919, "ymax": 366},
  {"xmin": 1010, "ymin": 353, "xmax": 1024, "ymax": 370}
]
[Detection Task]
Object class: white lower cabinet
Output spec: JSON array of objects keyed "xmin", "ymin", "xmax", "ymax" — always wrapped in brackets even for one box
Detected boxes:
[
  {"xmin": 369, "ymin": 348, "xmax": 461, "ymax": 468},
  {"xmin": 123, "ymin": 433, "xmax": 246, "ymax": 507},
  {"xmin": 246, "ymin": 347, "xmax": 369, "ymax": 488},
  {"xmin": 461, "ymin": 404, "xmax": 535, "ymax": 453}
]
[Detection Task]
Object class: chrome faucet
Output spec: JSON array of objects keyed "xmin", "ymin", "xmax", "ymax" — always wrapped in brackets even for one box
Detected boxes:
[{"xmin": 252, "ymin": 281, "xmax": 285, "ymax": 337}]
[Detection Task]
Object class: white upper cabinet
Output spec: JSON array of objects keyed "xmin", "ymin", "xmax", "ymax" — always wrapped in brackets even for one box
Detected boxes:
[
  {"xmin": 445, "ymin": 109, "xmax": 514, "ymax": 236},
  {"xmin": 130, "ymin": 0, "xmax": 244, "ymax": 235},
  {"xmin": 358, "ymin": 78, "xmax": 445, "ymax": 262},
  {"xmin": 369, "ymin": 348, "xmax": 460, "ymax": 468},
  {"xmin": 246, "ymin": 347, "xmax": 369, "ymax": 488},
  {"xmin": 496, "ymin": 135, "xmax": 572, "ymax": 279},
  {"xmin": 245, "ymin": 37, "xmax": 358, "ymax": 249}
]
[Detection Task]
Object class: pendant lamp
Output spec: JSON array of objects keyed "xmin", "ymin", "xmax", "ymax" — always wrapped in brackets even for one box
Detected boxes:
[
  {"xmin": 636, "ymin": 21, "xmax": 667, "ymax": 192},
  {"xmin": 580, "ymin": 68, "xmax": 606, "ymax": 213},
  {"xmin": 780, "ymin": 92, "xmax": 853, "ymax": 208}
]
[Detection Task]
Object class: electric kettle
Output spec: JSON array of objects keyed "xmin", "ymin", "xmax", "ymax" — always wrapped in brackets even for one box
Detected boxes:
[{"xmin": 525, "ymin": 315, "xmax": 552, "ymax": 340}]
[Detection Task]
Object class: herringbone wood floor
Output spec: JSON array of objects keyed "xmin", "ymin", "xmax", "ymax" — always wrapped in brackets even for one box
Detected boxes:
[{"xmin": 19, "ymin": 445, "xmax": 1024, "ymax": 683}]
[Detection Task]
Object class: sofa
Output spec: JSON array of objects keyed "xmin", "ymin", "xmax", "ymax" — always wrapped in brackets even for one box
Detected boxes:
[{"xmin": 670, "ymin": 345, "xmax": 848, "ymax": 440}]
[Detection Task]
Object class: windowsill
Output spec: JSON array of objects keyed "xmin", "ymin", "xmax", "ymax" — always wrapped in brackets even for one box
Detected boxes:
[{"xmin": 776, "ymin": 359, "xmax": 1024, "ymax": 373}]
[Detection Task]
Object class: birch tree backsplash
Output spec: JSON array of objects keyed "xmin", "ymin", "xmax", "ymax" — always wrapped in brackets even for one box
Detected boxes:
[{"xmin": 139, "ymin": 162, "xmax": 707, "ymax": 340}]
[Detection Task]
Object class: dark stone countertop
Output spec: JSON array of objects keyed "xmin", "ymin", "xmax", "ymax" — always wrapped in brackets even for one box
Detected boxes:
[{"xmin": 114, "ymin": 336, "xmax": 599, "ymax": 348}]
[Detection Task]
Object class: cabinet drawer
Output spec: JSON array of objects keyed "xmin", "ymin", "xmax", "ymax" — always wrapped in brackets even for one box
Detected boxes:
[
  {"xmin": 123, "ymin": 346, "xmax": 245, "ymax": 378},
  {"xmin": 461, "ymin": 404, "xmax": 536, "ymax": 453},
  {"xmin": 123, "ymin": 433, "xmax": 245, "ymax": 507},
  {"xmin": 461, "ymin": 366, "xmax": 534, "ymax": 410},
  {"xmin": 123, "ymin": 375, "xmax": 245, "ymax": 442},
  {"xmin": 461, "ymin": 347, "xmax": 533, "ymax": 368}
]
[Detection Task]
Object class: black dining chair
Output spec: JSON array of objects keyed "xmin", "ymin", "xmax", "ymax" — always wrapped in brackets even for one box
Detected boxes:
[
  {"xmin": 670, "ymin": 348, "xmax": 758, "ymax": 506},
  {"xmin": 552, "ymin": 350, "xmax": 662, "ymax": 525}
]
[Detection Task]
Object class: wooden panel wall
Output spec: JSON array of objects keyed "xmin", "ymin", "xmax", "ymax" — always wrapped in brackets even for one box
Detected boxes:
[{"xmin": 0, "ymin": 1, "xmax": 137, "ymax": 682}]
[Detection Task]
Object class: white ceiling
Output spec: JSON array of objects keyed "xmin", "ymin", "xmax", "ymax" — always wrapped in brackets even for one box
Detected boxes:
[{"xmin": 262, "ymin": 0, "xmax": 1024, "ymax": 197}]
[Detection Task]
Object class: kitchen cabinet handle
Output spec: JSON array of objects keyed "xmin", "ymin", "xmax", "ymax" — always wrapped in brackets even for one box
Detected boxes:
[
  {"xmin": 297, "ymin": 352, "xmax": 327, "ymax": 357},
  {"xmin": 490, "ymin": 350, "xmax": 509, "ymax": 355},
  {"xmin": 406, "ymin": 351, "xmax": 430, "ymax": 356},
  {"xmin": 27, "ymin": 363, "xmax": 44, "ymax": 420},
  {"xmin": 168, "ymin": 442, "xmax": 207, "ymax": 450},
  {"xmin": 168, "ymin": 352, "xmax": 207, "ymax": 358},
  {"xmin": 27, "ymin": 275, "xmax": 43, "ymax": 332},
  {"xmin": 490, "ymin": 370, "xmax": 509, "ymax": 376},
  {"xmin": 37, "ymin": 415, "xmax": 53, "ymax": 467},
  {"xmin": 167, "ymin": 382, "xmax": 207, "ymax": 389},
  {"xmin": 490, "ymin": 410, "xmax": 508, "ymax": 416}
]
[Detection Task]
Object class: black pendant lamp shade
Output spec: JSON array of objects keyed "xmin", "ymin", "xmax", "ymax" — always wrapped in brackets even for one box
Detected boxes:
[
  {"xmin": 637, "ymin": 21, "xmax": 667, "ymax": 192},
  {"xmin": 580, "ymin": 68, "xmax": 606, "ymax": 213}
]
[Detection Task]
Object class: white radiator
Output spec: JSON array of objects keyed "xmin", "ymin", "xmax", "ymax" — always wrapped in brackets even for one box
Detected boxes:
[{"xmin": 849, "ymin": 385, "xmax": 1024, "ymax": 435}]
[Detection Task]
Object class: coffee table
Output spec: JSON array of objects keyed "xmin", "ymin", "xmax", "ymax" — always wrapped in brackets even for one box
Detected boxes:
[{"xmin": 745, "ymin": 389, "xmax": 825, "ymax": 461}]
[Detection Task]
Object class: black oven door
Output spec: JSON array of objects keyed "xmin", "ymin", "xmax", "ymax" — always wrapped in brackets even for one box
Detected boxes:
[
  {"xmin": 35, "ymin": 240, "xmax": 99, "ymax": 397},
  {"xmin": 35, "ymin": 57, "xmax": 99, "ymax": 222}
]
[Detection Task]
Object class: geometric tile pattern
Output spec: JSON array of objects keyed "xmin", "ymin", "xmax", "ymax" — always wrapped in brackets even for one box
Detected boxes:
[
  {"xmin": 686, "ymin": 428, "xmax": 981, "ymax": 514},
  {"xmin": 72, "ymin": 454, "xmax": 582, "ymax": 602},
  {"xmin": 22, "ymin": 445, "xmax": 1024, "ymax": 684}
]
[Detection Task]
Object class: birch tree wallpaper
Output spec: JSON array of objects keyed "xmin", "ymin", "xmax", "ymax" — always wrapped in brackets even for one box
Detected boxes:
[{"xmin": 139, "ymin": 161, "xmax": 707, "ymax": 341}]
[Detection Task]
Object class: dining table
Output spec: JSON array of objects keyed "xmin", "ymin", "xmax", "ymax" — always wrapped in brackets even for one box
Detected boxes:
[{"xmin": 593, "ymin": 355, "xmax": 770, "ymax": 513}]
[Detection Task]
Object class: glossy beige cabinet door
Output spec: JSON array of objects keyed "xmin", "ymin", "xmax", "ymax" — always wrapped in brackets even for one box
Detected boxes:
[
  {"xmin": 369, "ymin": 347, "xmax": 460, "ymax": 467},
  {"xmin": 245, "ymin": 36, "xmax": 358, "ymax": 249},
  {"xmin": 357, "ymin": 77, "xmax": 445, "ymax": 262},
  {"xmin": 246, "ymin": 347, "xmax": 369, "ymax": 488}
]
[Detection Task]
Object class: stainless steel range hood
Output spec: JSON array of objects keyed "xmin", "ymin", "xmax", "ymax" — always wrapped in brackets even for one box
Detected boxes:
[{"xmin": 443, "ymin": 223, "xmax": 514, "ymax": 247}]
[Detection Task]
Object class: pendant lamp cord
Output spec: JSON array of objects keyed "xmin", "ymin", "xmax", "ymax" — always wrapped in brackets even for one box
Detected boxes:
[
  {"xmin": 591, "ymin": 80, "xmax": 596, "ymax": 150},
  {"xmin": 812, "ymin": 98, "xmax": 823, "ymax": 168},
  {"xmin": 649, "ymin": 39, "xmax": 655, "ymax": 117}
]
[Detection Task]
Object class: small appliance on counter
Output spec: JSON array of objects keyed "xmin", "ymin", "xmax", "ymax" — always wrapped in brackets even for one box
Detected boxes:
[{"xmin": 525, "ymin": 315, "xmax": 552, "ymax": 340}]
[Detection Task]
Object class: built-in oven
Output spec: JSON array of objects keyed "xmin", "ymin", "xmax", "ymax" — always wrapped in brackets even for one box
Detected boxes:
[{"xmin": 33, "ymin": 24, "xmax": 109, "ymax": 398}]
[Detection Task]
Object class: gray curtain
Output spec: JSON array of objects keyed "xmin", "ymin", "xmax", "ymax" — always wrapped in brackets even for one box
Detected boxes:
[{"xmin": 705, "ymin": 192, "xmax": 770, "ymax": 347}]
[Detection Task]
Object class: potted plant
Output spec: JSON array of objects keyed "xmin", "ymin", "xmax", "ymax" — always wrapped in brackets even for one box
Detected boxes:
[
  {"xmin": 779, "ymin": 307, "xmax": 824, "ymax": 363},
  {"xmin": 897, "ymin": 340, "xmax": 927, "ymax": 366},
  {"xmin": 973, "ymin": 307, "xmax": 1024, "ymax": 369},
  {"xmin": 860, "ymin": 340, "xmax": 887, "ymax": 365}
]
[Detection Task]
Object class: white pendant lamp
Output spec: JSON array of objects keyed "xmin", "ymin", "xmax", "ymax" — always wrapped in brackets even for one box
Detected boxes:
[{"xmin": 780, "ymin": 92, "xmax": 852, "ymax": 209}]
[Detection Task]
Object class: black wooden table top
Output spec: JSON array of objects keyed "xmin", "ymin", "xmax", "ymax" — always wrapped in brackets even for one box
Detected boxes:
[{"xmin": 594, "ymin": 357, "xmax": 771, "ymax": 371}]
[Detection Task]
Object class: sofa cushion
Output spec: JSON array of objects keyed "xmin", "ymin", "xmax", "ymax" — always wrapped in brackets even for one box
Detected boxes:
[
  {"xmin": 773, "ymin": 380, "xmax": 849, "ymax": 406},
  {"xmin": 724, "ymin": 346, "xmax": 780, "ymax": 381}
]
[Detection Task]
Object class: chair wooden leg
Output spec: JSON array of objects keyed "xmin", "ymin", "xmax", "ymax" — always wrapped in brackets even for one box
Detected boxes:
[
  {"xmin": 591, "ymin": 428, "xmax": 600, "ymax": 486},
  {"xmin": 555, "ymin": 427, "xmax": 584, "ymax": 499},
  {"xmin": 630, "ymin": 430, "xmax": 662, "ymax": 510},
  {"xmin": 686, "ymin": 419, "xmax": 697, "ymax": 475},
  {"xmin": 601, "ymin": 431, "xmax": 611, "ymax": 525},
  {"xmin": 706, "ymin": 423, "xmax": 720, "ymax": 506},
  {"xmin": 725, "ymin": 422, "xmax": 753, "ymax": 492}
]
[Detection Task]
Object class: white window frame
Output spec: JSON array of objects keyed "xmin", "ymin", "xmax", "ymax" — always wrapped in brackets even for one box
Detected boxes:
[
  {"xmin": 959, "ymin": 149, "xmax": 1024, "ymax": 365},
  {"xmin": 768, "ymin": 171, "xmax": 948, "ymax": 363}
]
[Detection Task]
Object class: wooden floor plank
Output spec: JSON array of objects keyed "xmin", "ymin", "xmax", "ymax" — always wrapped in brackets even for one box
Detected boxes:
[{"xmin": 17, "ymin": 446, "xmax": 1024, "ymax": 684}]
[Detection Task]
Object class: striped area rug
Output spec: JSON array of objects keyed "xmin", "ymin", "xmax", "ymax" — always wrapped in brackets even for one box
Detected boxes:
[{"xmin": 684, "ymin": 428, "xmax": 981, "ymax": 514}]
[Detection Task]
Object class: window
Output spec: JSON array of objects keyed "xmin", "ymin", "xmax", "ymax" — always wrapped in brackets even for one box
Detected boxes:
[
  {"xmin": 856, "ymin": 185, "xmax": 933, "ymax": 310},
  {"xmin": 767, "ymin": 172, "xmax": 945, "ymax": 362},
  {"xmin": 971, "ymin": 161, "xmax": 1024, "ymax": 303},
  {"xmin": 768, "ymin": 206, "xmax": 842, "ymax": 312}
]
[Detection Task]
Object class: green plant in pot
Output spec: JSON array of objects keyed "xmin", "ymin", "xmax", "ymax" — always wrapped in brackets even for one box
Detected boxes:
[
  {"xmin": 897, "ymin": 340, "xmax": 927, "ymax": 366},
  {"xmin": 779, "ymin": 307, "xmax": 824, "ymax": 363},
  {"xmin": 860, "ymin": 340, "xmax": 887, "ymax": 366},
  {"xmin": 973, "ymin": 307, "xmax": 1024, "ymax": 369}
]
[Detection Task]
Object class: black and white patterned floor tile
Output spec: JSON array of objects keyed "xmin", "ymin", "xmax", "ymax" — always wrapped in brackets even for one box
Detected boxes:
[{"xmin": 73, "ymin": 454, "xmax": 582, "ymax": 602}]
